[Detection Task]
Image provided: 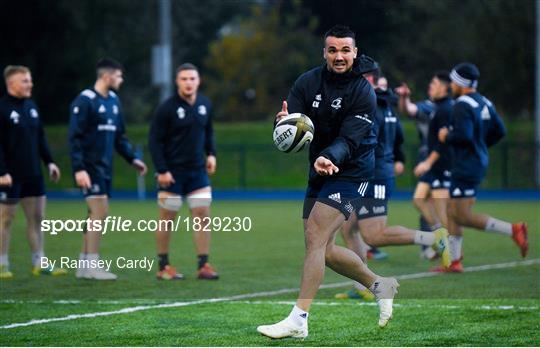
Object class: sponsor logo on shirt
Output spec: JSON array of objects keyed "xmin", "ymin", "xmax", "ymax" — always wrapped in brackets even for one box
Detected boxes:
[
  {"xmin": 97, "ymin": 119, "xmax": 117, "ymax": 132},
  {"xmin": 9, "ymin": 111, "xmax": 20, "ymax": 124},
  {"xmin": 198, "ymin": 105, "xmax": 207, "ymax": 115},
  {"xmin": 177, "ymin": 107, "xmax": 185, "ymax": 119},
  {"xmin": 312, "ymin": 94, "xmax": 321, "ymax": 108},
  {"xmin": 331, "ymin": 97, "xmax": 342, "ymax": 110}
]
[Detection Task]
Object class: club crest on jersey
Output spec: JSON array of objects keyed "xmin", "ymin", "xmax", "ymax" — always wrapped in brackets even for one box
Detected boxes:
[
  {"xmin": 30, "ymin": 109, "xmax": 39, "ymax": 118},
  {"xmin": 198, "ymin": 105, "xmax": 207, "ymax": 116},
  {"xmin": 312, "ymin": 94, "xmax": 322, "ymax": 108},
  {"xmin": 331, "ymin": 97, "xmax": 342, "ymax": 110},
  {"xmin": 113, "ymin": 105, "xmax": 119, "ymax": 115},
  {"xmin": 98, "ymin": 105, "xmax": 106, "ymax": 113},
  {"xmin": 177, "ymin": 107, "xmax": 186, "ymax": 119},
  {"xmin": 9, "ymin": 110, "xmax": 20, "ymax": 124},
  {"xmin": 73, "ymin": 106, "xmax": 79, "ymax": 114}
]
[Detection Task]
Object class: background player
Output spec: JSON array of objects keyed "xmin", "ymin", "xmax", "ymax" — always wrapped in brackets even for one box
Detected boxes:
[
  {"xmin": 69, "ymin": 58, "xmax": 147, "ymax": 280},
  {"xmin": 257, "ymin": 26, "xmax": 399, "ymax": 339},
  {"xmin": 148, "ymin": 63, "xmax": 218, "ymax": 281},
  {"xmin": 396, "ymin": 79, "xmax": 439, "ymax": 259},
  {"xmin": 412, "ymin": 72, "xmax": 454, "ymax": 234},
  {"xmin": 435, "ymin": 62, "xmax": 528, "ymax": 272},
  {"xmin": 335, "ymin": 62, "xmax": 450, "ymax": 301},
  {"xmin": 0, "ymin": 65, "xmax": 65, "ymax": 278}
]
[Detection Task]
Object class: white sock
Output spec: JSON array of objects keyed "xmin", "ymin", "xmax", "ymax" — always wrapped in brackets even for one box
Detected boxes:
[
  {"xmin": 287, "ymin": 305, "xmax": 308, "ymax": 327},
  {"xmin": 485, "ymin": 217, "xmax": 512, "ymax": 236},
  {"xmin": 86, "ymin": 253, "xmax": 99, "ymax": 261},
  {"xmin": 0, "ymin": 254, "xmax": 8, "ymax": 267},
  {"xmin": 449, "ymin": 235, "xmax": 463, "ymax": 262},
  {"xmin": 414, "ymin": 231, "xmax": 436, "ymax": 246},
  {"xmin": 354, "ymin": 281, "xmax": 367, "ymax": 291},
  {"xmin": 430, "ymin": 223, "xmax": 442, "ymax": 231},
  {"xmin": 31, "ymin": 251, "xmax": 45, "ymax": 267},
  {"xmin": 79, "ymin": 253, "xmax": 86, "ymax": 261}
]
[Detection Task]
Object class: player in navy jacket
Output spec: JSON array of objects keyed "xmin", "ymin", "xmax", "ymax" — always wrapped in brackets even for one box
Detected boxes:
[
  {"xmin": 257, "ymin": 26, "xmax": 398, "ymax": 339},
  {"xmin": 148, "ymin": 63, "xmax": 218, "ymax": 281},
  {"xmin": 412, "ymin": 72, "xmax": 454, "ymax": 235},
  {"xmin": 335, "ymin": 64, "xmax": 450, "ymax": 301},
  {"xmin": 436, "ymin": 62, "xmax": 528, "ymax": 272},
  {"xmin": 68, "ymin": 58, "xmax": 147, "ymax": 280},
  {"xmin": 395, "ymin": 79, "xmax": 439, "ymax": 256},
  {"xmin": 0, "ymin": 65, "xmax": 65, "ymax": 278}
]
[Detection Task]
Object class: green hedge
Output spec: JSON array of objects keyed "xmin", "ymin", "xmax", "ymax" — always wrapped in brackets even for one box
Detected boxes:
[{"xmin": 41, "ymin": 119, "xmax": 537, "ymax": 190}]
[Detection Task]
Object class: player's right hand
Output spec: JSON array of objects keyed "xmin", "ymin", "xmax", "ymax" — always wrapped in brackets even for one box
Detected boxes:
[
  {"xmin": 75, "ymin": 170, "xmax": 91, "ymax": 189},
  {"xmin": 275, "ymin": 100, "xmax": 288, "ymax": 122},
  {"xmin": 157, "ymin": 172, "xmax": 175, "ymax": 188},
  {"xmin": 0, "ymin": 173, "xmax": 12, "ymax": 186},
  {"xmin": 394, "ymin": 83, "xmax": 411, "ymax": 97},
  {"xmin": 314, "ymin": 156, "xmax": 339, "ymax": 176}
]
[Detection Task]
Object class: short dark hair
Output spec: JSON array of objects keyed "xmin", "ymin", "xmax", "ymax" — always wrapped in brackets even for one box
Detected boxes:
[
  {"xmin": 434, "ymin": 70, "xmax": 451, "ymax": 84},
  {"xmin": 176, "ymin": 63, "xmax": 199, "ymax": 76},
  {"xmin": 363, "ymin": 68, "xmax": 381, "ymax": 82},
  {"xmin": 324, "ymin": 25, "xmax": 356, "ymax": 44},
  {"xmin": 96, "ymin": 58, "xmax": 123, "ymax": 77}
]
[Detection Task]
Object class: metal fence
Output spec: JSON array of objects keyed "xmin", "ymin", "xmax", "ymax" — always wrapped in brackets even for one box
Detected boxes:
[{"xmin": 46, "ymin": 141, "xmax": 539, "ymax": 191}]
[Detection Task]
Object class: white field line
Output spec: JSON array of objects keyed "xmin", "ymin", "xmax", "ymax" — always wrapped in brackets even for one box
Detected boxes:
[
  {"xmin": 1, "ymin": 258, "xmax": 539, "ymax": 330},
  {"xmin": 227, "ymin": 300, "xmax": 539, "ymax": 311}
]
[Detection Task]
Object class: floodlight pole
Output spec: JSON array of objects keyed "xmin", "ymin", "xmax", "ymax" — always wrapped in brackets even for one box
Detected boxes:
[
  {"xmin": 536, "ymin": 0, "xmax": 540, "ymax": 187},
  {"xmin": 159, "ymin": 0, "xmax": 172, "ymax": 101}
]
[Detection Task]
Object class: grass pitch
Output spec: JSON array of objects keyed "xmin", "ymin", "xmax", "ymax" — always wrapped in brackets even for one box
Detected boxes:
[{"xmin": 1, "ymin": 200, "xmax": 539, "ymax": 346}]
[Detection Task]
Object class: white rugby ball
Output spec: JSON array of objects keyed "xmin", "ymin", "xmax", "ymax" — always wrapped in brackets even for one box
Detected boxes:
[{"xmin": 273, "ymin": 113, "xmax": 314, "ymax": 153}]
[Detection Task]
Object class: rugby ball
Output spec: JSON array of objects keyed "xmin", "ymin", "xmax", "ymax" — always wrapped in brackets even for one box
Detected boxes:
[{"xmin": 273, "ymin": 113, "xmax": 314, "ymax": 153}]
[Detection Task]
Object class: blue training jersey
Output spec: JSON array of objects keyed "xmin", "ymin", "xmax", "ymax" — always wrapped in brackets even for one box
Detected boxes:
[
  {"xmin": 148, "ymin": 93, "xmax": 216, "ymax": 174},
  {"xmin": 373, "ymin": 89, "xmax": 405, "ymax": 180},
  {"xmin": 68, "ymin": 88, "xmax": 136, "ymax": 180},
  {"xmin": 0, "ymin": 95, "xmax": 54, "ymax": 178},
  {"xmin": 447, "ymin": 92, "xmax": 505, "ymax": 183}
]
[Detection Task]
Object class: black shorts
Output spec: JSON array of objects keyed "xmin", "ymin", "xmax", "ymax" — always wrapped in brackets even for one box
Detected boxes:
[
  {"xmin": 157, "ymin": 168, "xmax": 210, "ymax": 196},
  {"xmin": 0, "ymin": 175, "xmax": 45, "ymax": 205},
  {"xmin": 302, "ymin": 179, "xmax": 371, "ymax": 220},
  {"xmin": 82, "ymin": 176, "xmax": 112, "ymax": 198},
  {"xmin": 450, "ymin": 178, "xmax": 479, "ymax": 199},
  {"xmin": 419, "ymin": 170, "xmax": 451, "ymax": 190},
  {"xmin": 355, "ymin": 178, "xmax": 394, "ymax": 220}
]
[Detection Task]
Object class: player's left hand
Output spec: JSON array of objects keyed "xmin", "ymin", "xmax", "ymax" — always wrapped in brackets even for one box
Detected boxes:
[
  {"xmin": 48, "ymin": 163, "xmax": 61, "ymax": 183},
  {"xmin": 206, "ymin": 155, "xmax": 217, "ymax": 175},
  {"xmin": 314, "ymin": 156, "xmax": 339, "ymax": 176},
  {"xmin": 394, "ymin": 161, "xmax": 405, "ymax": 176},
  {"xmin": 414, "ymin": 161, "xmax": 430, "ymax": 177},
  {"xmin": 132, "ymin": 159, "xmax": 147, "ymax": 176},
  {"xmin": 438, "ymin": 127, "xmax": 449, "ymax": 143}
]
